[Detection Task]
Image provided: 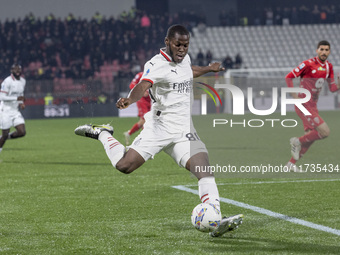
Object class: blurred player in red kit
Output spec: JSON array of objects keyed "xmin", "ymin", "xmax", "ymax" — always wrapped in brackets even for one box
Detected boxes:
[
  {"xmin": 123, "ymin": 71, "xmax": 151, "ymax": 145},
  {"xmin": 285, "ymin": 40, "xmax": 340, "ymax": 171}
]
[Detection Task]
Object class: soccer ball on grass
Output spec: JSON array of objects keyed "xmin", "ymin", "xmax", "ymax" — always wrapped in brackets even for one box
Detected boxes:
[{"xmin": 191, "ymin": 203, "xmax": 221, "ymax": 232}]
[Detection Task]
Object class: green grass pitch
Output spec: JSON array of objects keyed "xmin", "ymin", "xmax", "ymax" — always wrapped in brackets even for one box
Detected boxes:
[{"xmin": 0, "ymin": 111, "xmax": 339, "ymax": 254}]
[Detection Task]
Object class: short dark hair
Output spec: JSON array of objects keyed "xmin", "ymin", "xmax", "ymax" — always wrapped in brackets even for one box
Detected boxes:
[
  {"xmin": 166, "ymin": 24, "xmax": 190, "ymax": 39},
  {"xmin": 317, "ymin": 40, "xmax": 330, "ymax": 49},
  {"xmin": 11, "ymin": 63, "xmax": 22, "ymax": 69}
]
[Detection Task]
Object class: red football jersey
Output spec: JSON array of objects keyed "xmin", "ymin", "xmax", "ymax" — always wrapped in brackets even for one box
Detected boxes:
[
  {"xmin": 129, "ymin": 72, "xmax": 144, "ymax": 90},
  {"xmin": 286, "ymin": 57, "xmax": 338, "ymax": 107},
  {"xmin": 129, "ymin": 71, "xmax": 151, "ymax": 106}
]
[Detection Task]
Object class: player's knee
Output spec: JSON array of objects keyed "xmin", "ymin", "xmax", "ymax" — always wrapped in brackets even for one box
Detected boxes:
[
  {"xmin": 319, "ymin": 127, "xmax": 330, "ymax": 138},
  {"xmin": 19, "ymin": 130, "xmax": 26, "ymax": 137},
  {"xmin": 320, "ymin": 129, "xmax": 329, "ymax": 138},
  {"xmin": 115, "ymin": 161, "xmax": 134, "ymax": 174}
]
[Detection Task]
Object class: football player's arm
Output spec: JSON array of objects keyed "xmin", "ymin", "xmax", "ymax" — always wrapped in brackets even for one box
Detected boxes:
[
  {"xmin": 285, "ymin": 62, "xmax": 307, "ymax": 99},
  {"xmin": 0, "ymin": 93, "xmax": 23, "ymax": 101},
  {"xmin": 285, "ymin": 72, "xmax": 299, "ymax": 99},
  {"xmin": 116, "ymin": 80, "xmax": 152, "ymax": 109},
  {"xmin": 192, "ymin": 62, "xmax": 225, "ymax": 78},
  {"xmin": 327, "ymin": 66, "xmax": 340, "ymax": 92}
]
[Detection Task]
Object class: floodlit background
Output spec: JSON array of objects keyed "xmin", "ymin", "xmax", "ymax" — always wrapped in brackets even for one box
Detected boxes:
[{"xmin": 0, "ymin": 0, "xmax": 339, "ymax": 254}]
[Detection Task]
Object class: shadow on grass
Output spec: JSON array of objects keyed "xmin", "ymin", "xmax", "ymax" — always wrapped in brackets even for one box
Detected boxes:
[{"xmin": 2, "ymin": 160, "xmax": 109, "ymax": 166}]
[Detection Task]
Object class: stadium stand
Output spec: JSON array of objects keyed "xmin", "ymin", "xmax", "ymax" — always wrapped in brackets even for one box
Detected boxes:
[
  {"xmin": 189, "ymin": 24, "xmax": 340, "ymax": 69},
  {"xmin": 1, "ymin": 5, "xmax": 340, "ymax": 106}
]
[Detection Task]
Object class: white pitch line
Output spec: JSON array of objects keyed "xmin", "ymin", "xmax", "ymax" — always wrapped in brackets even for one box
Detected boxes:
[
  {"xmin": 172, "ymin": 185, "xmax": 340, "ymax": 237},
  {"xmin": 184, "ymin": 178, "xmax": 340, "ymax": 187}
]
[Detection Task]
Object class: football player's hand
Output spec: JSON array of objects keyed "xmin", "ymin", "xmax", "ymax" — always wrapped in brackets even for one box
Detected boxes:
[
  {"xmin": 209, "ymin": 62, "xmax": 225, "ymax": 72},
  {"xmin": 19, "ymin": 103, "xmax": 25, "ymax": 110},
  {"xmin": 116, "ymin": 97, "xmax": 132, "ymax": 109}
]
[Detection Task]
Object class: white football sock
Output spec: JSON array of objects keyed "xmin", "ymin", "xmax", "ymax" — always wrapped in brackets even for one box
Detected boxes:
[
  {"xmin": 0, "ymin": 148, "xmax": 2, "ymax": 153},
  {"xmin": 98, "ymin": 131, "xmax": 125, "ymax": 168},
  {"xmin": 198, "ymin": 176, "xmax": 220, "ymax": 210}
]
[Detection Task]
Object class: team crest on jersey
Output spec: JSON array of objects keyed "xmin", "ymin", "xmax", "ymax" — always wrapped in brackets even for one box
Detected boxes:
[
  {"xmin": 299, "ymin": 63, "xmax": 305, "ymax": 70},
  {"xmin": 318, "ymin": 66, "xmax": 326, "ymax": 71},
  {"xmin": 315, "ymin": 78, "xmax": 325, "ymax": 89},
  {"xmin": 294, "ymin": 68, "xmax": 299, "ymax": 73}
]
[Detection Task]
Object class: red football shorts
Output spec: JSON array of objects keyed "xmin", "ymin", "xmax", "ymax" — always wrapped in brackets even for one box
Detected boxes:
[{"xmin": 295, "ymin": 105, "xmax": 324, "ymax": 131}]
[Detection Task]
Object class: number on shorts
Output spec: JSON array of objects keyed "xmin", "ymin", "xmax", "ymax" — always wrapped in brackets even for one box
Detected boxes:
[{"xmin": 186, "ymin": 132, "xmax": 200, "ymax": 141}]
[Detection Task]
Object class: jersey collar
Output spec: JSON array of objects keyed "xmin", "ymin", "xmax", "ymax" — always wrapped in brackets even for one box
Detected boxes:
[
  {"xmin": 315, "ymin": 56, "xmax": 326, "ymax": 66},
  {"xmin": 160, "ymin": 48, "xmax": 172, "ymax": 62}
]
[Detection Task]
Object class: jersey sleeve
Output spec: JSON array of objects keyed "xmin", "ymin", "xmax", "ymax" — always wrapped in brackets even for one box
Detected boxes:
[
  {"xmin": 141, "ymin": 61, "xmax": 164, "ymax": 86},
  {"xmin": 20, "ymin": 78, "xmax": 26, "ymax": 97},
  {"xmin": 285, "ymin": 61, "xmax": 309, "ymax": 87},
  {"xmin": 327, "ymin": 63, "xmax": 339, "ymax": 92},
  {"xmin": 285, "ymin": 72, "xmax": 295, "ymax": 87},
  {"xmin": 0, "ymin": 78, "xmax": 17, "ymax": 101},
  {"xmin": 290, "ymin": 61, "xmax": 308, "ymax": 78}
]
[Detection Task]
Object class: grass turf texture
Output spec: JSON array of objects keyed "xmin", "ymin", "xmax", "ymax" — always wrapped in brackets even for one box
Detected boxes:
[{"xmin": 0, "ymin": 111, "xmax": 339, "ymax": 254}]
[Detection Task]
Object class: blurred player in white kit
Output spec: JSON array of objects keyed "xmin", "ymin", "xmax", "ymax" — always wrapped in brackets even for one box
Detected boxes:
[{"xmin": 0, "ymin": 64, "xmax": 27, "ymax": 154}]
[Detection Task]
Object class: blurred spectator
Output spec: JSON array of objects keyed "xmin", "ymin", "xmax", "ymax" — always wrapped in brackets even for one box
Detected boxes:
[
  {"xmin": 311, "ymin": 5, "xmax": 320, "ymax": 23},
  {"xmin": 44, "ymin": 93, "xmax": 54, "ymax": 105},
  {"xmin": 299, "ymin": 5, "xmax": 310, "ymax": 24},
  {"xmin": 282, "ymin": 7, "xmax": 291, "ymax": 25},
  {"xmin": 320, "ymin": 6, "xmax": 328, "ymax": 23},
  {"xmin": 291, "ymin": 7, "xmax": 299, "ymax": 24},
  {"xmin": 196, "ymin": 49, "xmax": 204, "ymax": 66},
  {"xmin": 140, "ymin": 11, "xmax": 151, "ymax": 29},
  {"xmin": 219, "ymin": 10, "xmax": 228, "ymax": 26},
  {"xmin": 205, "ymin": 50, "xmax": 213, "ymax": 66},
  {"xmin": 197, "ymin": 22, "xmax": 206, "ymax": 34},
  {"xmin": 265, "ymin": 8, "xmax": 274, "ymax": 25},
  {"xmin": 222, "ymin": 55, "xmax": 233, "ymax": 70},
  {"xmin": 274, "ymin": 7, "xmax": 282, "ymax": 25},
  {"xmin": 234, "ymin": 53, "xmax": 242, "ymax": 69},
  {"xmin": 97, "ymin": 93, "xmax": 108, "ymax": 104},
  {"xmin": 92, "ymin": 11, "xmax": 103, "ymax": 24}
]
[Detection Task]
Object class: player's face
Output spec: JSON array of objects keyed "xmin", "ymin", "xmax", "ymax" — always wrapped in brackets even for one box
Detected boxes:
[
  {"xmin": 316, "ymin": 45, "xmax": 330, "ymax": 62},
  {"xmin": 11, "ymin": 66, "xmax": 22, "ymax": 79},
  {"xmin": 165, "ymin": 33, "xmax": 189, "ymax": 63}
]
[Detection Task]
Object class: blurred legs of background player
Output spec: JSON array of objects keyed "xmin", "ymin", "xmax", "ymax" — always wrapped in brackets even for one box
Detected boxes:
[
  {"xmin": 124, "ymin": 72, "xmax": 151, "ymax": 146},
  {"xmin": 123, "ymin": 100, "xmax": 150, "ymax": 145},
  {"xmin": 0, "ymin": 124, "xmax": 26, "ymax": 154},
  {"xmin": 284, "ymin": 41, "xmax": 340, "ymax": 171},
  {"xmin": 124, "ymin": 118, "xmax": 144, "ymax": 146},
  {"xmin": 287, "ymin": 108, "xmax": 329, "ymax": 171}
]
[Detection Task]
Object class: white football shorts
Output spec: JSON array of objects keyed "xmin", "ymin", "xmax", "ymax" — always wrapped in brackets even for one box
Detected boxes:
[
  {"xmin": 128, "ymin": 118, "xmax": 208, "ymax": 168},
  {"xmin": 0, "ymin": 109, "xmax": 25, "ymax": 130}
]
